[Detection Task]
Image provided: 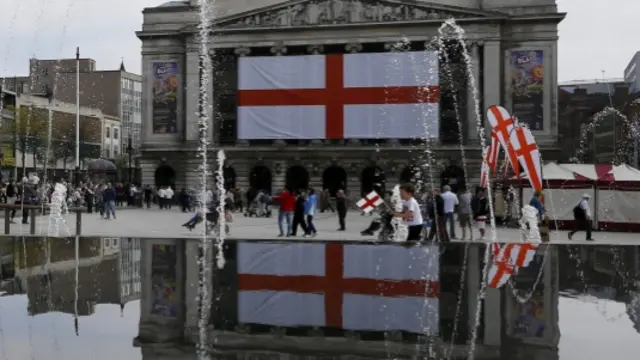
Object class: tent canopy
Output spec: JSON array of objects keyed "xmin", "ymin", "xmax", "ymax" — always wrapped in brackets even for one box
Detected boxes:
[
  {"xmin": 600, "ymin": 164, "xmax": 640, "ymax": 182},
  {"xmin": 504, "ymin": 162, "xmax": 592, "ymax": 188}
]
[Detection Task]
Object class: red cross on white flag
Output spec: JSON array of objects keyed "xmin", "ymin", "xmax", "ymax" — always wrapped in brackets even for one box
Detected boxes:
[
  {"xmin": 488, "ymin": 243, "xmax": 539, "ymax": 288},
  {"xmin": 509, "ymin": 126, "xmax": 543, "ymax": 192},
  {"xmin": 357, "ymin": 191, "xmax": 384, "ymax": 214}
]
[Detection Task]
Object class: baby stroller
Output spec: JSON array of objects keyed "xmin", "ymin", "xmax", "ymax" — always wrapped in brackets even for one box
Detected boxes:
[
  {"xmin": 361, "ymin": 210, "xmax": 395, "ymax": 241},
  {"xmin": 182, "ymin": 203, "xmax": 230, "ymax": 234},
  {"xmin": 244, "ymin": 191, "xmax": 272, "ymax": 218}
]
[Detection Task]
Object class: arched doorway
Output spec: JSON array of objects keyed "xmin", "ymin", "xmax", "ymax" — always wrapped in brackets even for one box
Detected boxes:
[
  {"xmin": 322, "ymin": 165, "xmax": 347, "ymax": 197},
  {"xmin": 285, "ymin": 165, "xmax": 309, "ymax": 193},
  {"xmin": 155, "ymin": 164, "xmax": 176, "ymax": 188},
  {"xmin": 222, "ymin": 166, "xmax": 236, "ymax": 190},
  {"xmin": 249, "ymin": 165, "xmax": 272, "ymax": 194},
  {"xmin": 400, "ymin": 165, "xmax": 421, "ymax": 184},
  {"xmin": 441, "ymin": 165, "xmax": 465, "ymax": 193},
  {"xmin": 361, "ymin": 166, "xmax": 386, "ymax": 196}
]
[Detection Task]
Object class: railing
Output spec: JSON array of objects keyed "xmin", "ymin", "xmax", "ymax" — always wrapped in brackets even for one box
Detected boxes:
[{"xmin": 0, "ymin": 204, "xmax": 84, "ymax": 236}]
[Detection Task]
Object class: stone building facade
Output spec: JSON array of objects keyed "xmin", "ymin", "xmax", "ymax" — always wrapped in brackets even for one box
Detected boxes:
[{"xmin": 137, "ymin": 0, "xmax": 564, "ymax": 195}]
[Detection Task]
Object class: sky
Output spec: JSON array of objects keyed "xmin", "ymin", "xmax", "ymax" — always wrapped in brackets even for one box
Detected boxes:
[{"xmin": 0, "ymin": 0, "xmax": 638, "ymax": 82}]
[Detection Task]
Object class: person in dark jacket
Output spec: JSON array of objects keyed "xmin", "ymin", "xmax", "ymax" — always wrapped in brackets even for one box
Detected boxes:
[
  {"xmin": 144, "ymin": 185, "xmax": 153, "ymax": 209},
  {"xmin": 336, "ymin": 189, "xmax": 347, "ymax": 231},
  {"xmin": 178, "ymin": 188, "xmax": 190, "ymax": 212},
  {"xmin": 427, "ymin": 189, "xmax": 448, "ymax": 242},
  {"xmin": 473, "ymin": 188, "xmax": 489, "ymax": 239},
  {"xmin": 102, "ymin": 183, "xmax": 117, "ymax": 220},
  {"xmin": 291, "ymin": 191, "xmax": 308, "ymax": 236}
]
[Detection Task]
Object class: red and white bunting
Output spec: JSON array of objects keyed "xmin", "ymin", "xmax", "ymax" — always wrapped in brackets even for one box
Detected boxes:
[
  {"xmin": 488, "ymin": 243, "xmax": 539, "ymax": 288},
  {"xmin": 356, "ymin": 191, "xmax": 384, "ymax": 213}
]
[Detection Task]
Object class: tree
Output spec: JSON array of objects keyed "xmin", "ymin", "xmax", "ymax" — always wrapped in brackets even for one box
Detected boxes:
[{"xmin": 1, "ymin": 105, "xmax": 49, "ymax": 175}]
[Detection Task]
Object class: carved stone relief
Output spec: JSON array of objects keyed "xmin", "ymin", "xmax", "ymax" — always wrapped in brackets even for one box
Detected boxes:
[{"xmin": 221, "ymin": 0, "xmax": 480, "ymax": 29}]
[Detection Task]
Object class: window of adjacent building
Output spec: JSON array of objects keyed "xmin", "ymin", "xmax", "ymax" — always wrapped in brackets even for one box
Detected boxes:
[
  {"xmin": 106, "ymin": 127, "xmax": 110, "ymax": 138},
  {"xmin": 114, "ymin": 150, "xmax": 118, "ymax": 157},
  {"xmin": 104, "ymin": 238, "xmax": 110, "ymax": 247},
  {"xmin": 114, "ymin": 128, "xmax": 119, "ymax": 139}
]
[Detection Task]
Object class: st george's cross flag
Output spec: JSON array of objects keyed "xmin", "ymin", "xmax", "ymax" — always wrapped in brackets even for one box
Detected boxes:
[
  {"xmin": 480, "ymin": 133, "xmax": 500, "ymax": 188},
  {"xmin": 236, "ymin": 242, "xmax": 440, "ymax": 334},
  {"xmin": 486, "ymin": 105, "xmax": 520, "ymax": 175},
  {"xmin": 488, "ymin": 243, "xmax": 539, "ymax": 288},
  {"xmin": 237, "ymin": 52, "xmax": 440, "ymax": 140},
  {"xmin": 357, "ymin": 191, "xmax": 384, "ymax": 214},
  {"xmin": 509, "ymin": 126, "xmax": 543, "ymax": 192}
]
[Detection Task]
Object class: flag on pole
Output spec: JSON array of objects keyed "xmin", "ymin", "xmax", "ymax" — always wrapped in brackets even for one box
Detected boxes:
[
  {"xmin": 357, "ymin": 191, "xmax": 384, "ymax": 214},
  {"xmin": 486, "ymin": 105, "xmax": 520, "ymax": 175},
  {"xmin": 508, "ymin": 126, "xmax": 543, "ymax": 192}
]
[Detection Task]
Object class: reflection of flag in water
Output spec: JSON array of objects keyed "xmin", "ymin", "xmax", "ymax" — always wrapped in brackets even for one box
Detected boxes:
[
  {"xmin": 488, "ymin": 243, "xmax": 538, "ymax": 288},
  {"xmin": 509, "ymin": 126, "xmax": 543, "ymax": 192},
  {"xmin": 486, "ymin": 105, "xmax": 519, "ymax": 175}
]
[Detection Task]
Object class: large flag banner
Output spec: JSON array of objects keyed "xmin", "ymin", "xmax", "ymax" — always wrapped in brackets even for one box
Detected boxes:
[
  {"xmin": 509, "ymin": 126, "xmax": 543, "ymax": 191},
  {"xmin": 237, "ymin": 242, "xmax": 440, "ymax": 334},
  {"xmin": 237, "ymin": 52, "xmax": 440, "ymax": 140},
  {"xmin": 486, "ymin": 105, "xmax": 519, "ymax": 174}
]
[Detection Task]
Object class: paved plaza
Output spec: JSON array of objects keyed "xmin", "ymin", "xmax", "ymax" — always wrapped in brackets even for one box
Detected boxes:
[{"xmin": 0, "ymin": 207, "xmax": 637, "ymax": 245}]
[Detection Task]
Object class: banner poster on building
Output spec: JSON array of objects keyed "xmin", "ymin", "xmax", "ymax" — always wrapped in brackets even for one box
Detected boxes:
[
  {"xmin": 508, "ymin": 254, "xmax": 547, "ymax": 339},
  {"xmin": 151, "ymin": 244, "xmax": 178, "ymax": 317},
  {"xmin": 510, "ymin": 50, "xmax": 544, "ymax": 131},
  {"xmin": 152, "ymin": 61, "xmax": 179, "ymax": 134}
]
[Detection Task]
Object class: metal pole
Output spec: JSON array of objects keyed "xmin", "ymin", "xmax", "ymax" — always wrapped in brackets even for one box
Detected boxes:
[
  {"xmin": 75, "ymin": 47, "xmax": 80, "ymax": 184},
  {"xmin": 128, "ymin": 136, "xmax": 132, "ymax": 183}
]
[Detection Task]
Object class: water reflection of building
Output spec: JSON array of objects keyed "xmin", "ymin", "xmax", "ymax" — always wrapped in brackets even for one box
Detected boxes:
[
  {"xmin": 134, "ymin": 239, "xmax": 561, "ymax": 359},
  {"xmin": 1, "ymin": 237, "xmax": 141, "ymax": 316},
  {"xmin": 558, "ymin": 79, "xmax": 630, "ymax": 164}
]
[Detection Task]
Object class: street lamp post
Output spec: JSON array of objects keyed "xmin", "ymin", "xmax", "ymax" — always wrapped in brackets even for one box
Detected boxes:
[{"xmin": 74, "ymin": 46, "xmax": 81, "ymax": 186}]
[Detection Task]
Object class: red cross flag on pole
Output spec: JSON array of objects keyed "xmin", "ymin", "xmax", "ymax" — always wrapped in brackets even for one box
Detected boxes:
[
  {"xmin": 486, "ymin": 105, "xmax": 520, "ymax": 175},
  {"xmin": 509, "ymin": 126, "xmax": 543, "ymax": 192},
  {"xmin": 488, "ymin": 243, "xmax": 539, "ymax": 288},
  {"xmin": 357, "ymin": 191, "xmax": 384, "ymax": 214}
]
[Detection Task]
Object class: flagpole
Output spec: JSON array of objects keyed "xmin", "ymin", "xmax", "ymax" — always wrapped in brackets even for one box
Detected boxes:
[{"xmin": 75, "ymin": 46, "xmax": 80, "ymax": 185}]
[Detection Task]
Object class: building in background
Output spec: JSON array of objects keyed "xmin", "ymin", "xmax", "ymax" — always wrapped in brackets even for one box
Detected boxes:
[
  {"xmin": 624, "ymin": 52, "xmax": 640, "ymax": 168},
  {"xmin": 0, "ymin": 58, "xmax": 142, "ymax": 163},
  {"xmin": 624, "ymin": 52, "xmax": 640, "ymax": 95},
  {"xmin": 558, "ymin": 79, "xmax": 630, "ymax": 164},
  {"xmin": 0, "ymin": 91, "xmax": 104, "ymax": 177}
]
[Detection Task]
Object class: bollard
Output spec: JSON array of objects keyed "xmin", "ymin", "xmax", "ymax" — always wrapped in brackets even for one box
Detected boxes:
[
  {"xmin": 76, "ymin": 210, "xmax": 82, "ymax": 236},
  {"xmin": 4, "ymin": 207, "xmax": 9, "ymax": 235},
  {"xmin": 30, "ymin": 209, "xmax": 36, "ymax": 235}
]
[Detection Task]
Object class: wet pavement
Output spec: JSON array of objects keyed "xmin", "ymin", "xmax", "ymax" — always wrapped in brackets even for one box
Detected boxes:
[{"xmin": 0, "ymin": 237, "xmax": 638, "ymax": 359}]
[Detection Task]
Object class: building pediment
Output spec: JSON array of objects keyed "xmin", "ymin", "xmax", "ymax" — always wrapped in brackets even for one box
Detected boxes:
[{"xmin": 214, "ymin": 0, "xmax": 506, "ymax": 29}]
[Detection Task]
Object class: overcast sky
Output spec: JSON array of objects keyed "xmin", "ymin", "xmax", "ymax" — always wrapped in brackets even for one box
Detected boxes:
[{"xmin": 0, "ymin": 0, "xmax": 637, "ymax": 82}]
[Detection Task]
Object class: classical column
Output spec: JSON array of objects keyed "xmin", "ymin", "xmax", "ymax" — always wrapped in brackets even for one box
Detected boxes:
[
  {"xmin": 466, "ymin": 40, "xmax": 482, "ymax": 145},
  {"xmin": 234, "ymin": 47, "xmax": 251, "ymax": 146},
  {"xmin": 308, "ymin": 44, "xmax": 325, "ymax": 147},
  {"xmin": 185, "ymin": 51, "xmax": 200, "ymax": 142},
  {"xmin": 483, "ymin": 40, "xmax": 501, "ymax": 140}
]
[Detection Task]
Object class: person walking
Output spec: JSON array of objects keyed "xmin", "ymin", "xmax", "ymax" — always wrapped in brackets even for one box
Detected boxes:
[
  {"xmin": 272, "ymin": 188, "xmax": 295, "ymax": 237},
  {"xmin": 458, "ymin": 186, "xmax": 473, "ymax": 240},
  {"xmin": 473, "ymin": 188, "xmax": 489, "ymax": 240},
  {"xmin": 427, "ymin": 189, "xmax": 448, "ymax": 242},
  {"xmin": 394, "ymin": 183, "xmax": 423, "ymax": 242},
  {"xmin": 291, "ymin": 191, "xmax": 308, "ymax": 236},
  {"xmin": 102, "ymin": 183, "xmax": 117, "ymax": 220},
  {"xmin": 568, "ymin": 193, "xmax": 594, "ymax": 241},
  {"xmin": 441, "ymin": 185, "xmax": 458, "ymax": 239},
  {"xmin": 304, "ymin": 188, "xmax": 318, "ymax": 237},
  {"xmin": 336, "ymin": 190, "xmax": 347, "ymax": 231}
]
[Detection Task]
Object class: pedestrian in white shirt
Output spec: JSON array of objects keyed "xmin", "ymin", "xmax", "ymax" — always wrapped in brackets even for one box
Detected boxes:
[
  {"xmin": 164, "ymin": 186, "xmax": 174, "ymax": 210},
  {"xmin": 569, "ymin": 193, "xmax": 594, "ymax": 241},
  {"xmin": 393, "ymin": 183, "xmax": 424, "ymax": 241},
  {"xmin": 158, "ymin": 187, "xmax": 166, "ymax": 209},
  {"xmin": 441, "ymin": 185, "xmax": 459, "ymax": 239}
]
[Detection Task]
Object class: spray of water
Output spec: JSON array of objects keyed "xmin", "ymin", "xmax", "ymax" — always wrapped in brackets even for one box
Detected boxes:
[
  {"xmin": 195, "ymin": 0, "xmax": 215, "ymax": 358},
  {"xmin": 438, "ymin": 20, "xmax": 499, "ymax": 360},
  {"xmin": 48, "ymin": 183, "xmax": 69, "ymax": 236},
  {"xmin": 215, "ymin": 149, "xmax": 226, "ymax": 269}
]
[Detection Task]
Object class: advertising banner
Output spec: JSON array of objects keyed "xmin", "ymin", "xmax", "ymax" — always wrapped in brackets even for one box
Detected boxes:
[
  {"xmin": 510, "ymin": 50, "xmax": 544, "ymax": 131},
  {"xmin": 152, "ymin": 62, "xmax": 179, "ymax": 134},
  {"xmin": 151, "ymin": 244, "xmax": 178, "ymax": 317}
]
